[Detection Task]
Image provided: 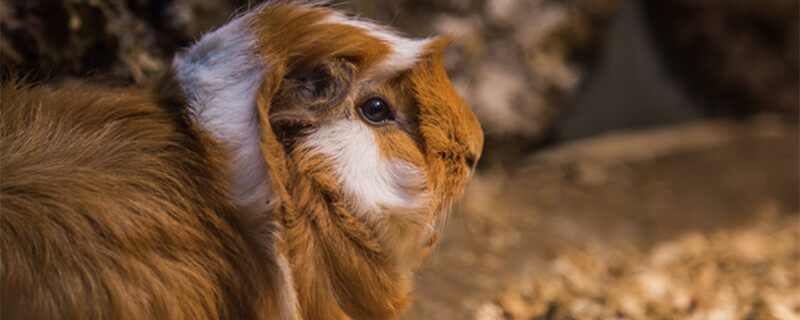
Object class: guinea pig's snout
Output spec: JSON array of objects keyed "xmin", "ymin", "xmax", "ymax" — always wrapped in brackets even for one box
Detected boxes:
[
  {"xmin": 461, "ymin": 108, "xmax": 484, "ymax": 172},
  {"xmin": 464, "ymin": 152, "xmax": 477, "ymax": 170},
  {"xmin": 439, "ymin": 149, "xmax": 478, "ymax": 172}
]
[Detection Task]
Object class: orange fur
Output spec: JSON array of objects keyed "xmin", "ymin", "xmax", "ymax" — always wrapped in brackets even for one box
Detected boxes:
[
  {"xmin": 1, "ymin": 79, "xmax": 282, "ymax": 319},
  {"xmin": 249, "ymin": 3, "xmax": 391, "ymax": 78},
  {"xmin": 1, "ymin": 3, "xmax": 483, "ymax": 320},
  {"xmin": 252, "ymin": 5, "xmax": 483, "ymax": 318}
]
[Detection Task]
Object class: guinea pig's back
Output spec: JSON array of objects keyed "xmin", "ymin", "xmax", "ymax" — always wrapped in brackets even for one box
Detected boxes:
[{"xmin": 0, "ymin": 81, "xmax": 277, "ymax": 320}]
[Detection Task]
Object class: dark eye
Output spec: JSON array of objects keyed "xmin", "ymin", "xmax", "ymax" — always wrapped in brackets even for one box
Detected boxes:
[{"xmin": 358, "ymin": 98, "xmax": 394, "ymax": 124}]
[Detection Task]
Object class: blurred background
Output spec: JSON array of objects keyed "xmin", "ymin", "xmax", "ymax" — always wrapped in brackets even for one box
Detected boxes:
[{"xmin": 2, "ymin": 0, "xmax": 798, "ymax": 318}]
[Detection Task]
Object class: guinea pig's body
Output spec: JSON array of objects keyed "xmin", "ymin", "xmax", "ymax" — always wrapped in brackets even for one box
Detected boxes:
[
  {"xmin": 1, "ymin": 2, "xmax": 483, "ymax": 319},
  {"xmin": 1, "ymin": 81, "xmax": 287, "ymax": 319}
]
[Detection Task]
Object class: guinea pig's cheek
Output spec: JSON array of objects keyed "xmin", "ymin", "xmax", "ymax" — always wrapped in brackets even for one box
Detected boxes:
[
  {"xmin": 302, "ymin": 120, "xmax": 428, "ymax": 215},
  {"xmin": 373, "ymin": 130, "xmax": 427, "ymax": 170}
]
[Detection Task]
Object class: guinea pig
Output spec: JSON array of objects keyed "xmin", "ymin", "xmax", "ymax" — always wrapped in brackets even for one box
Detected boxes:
[{"xmin": 0, "ymin": 1, "xmax": 483, "ymax": 320}]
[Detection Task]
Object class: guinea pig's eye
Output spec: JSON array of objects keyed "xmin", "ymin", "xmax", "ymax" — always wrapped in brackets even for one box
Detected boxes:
[{"xmin": 358, "ymin": 97, "xmax": 395, "ymax": 125}]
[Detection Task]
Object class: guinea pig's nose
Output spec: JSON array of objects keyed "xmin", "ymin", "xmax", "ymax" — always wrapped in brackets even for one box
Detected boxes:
[{"xmin": 464, "ymin": 152, "xmax": 477, "ymax": 170}]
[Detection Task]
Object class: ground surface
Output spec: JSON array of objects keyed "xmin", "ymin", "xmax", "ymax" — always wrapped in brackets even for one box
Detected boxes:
[{"xmin": 404, "ymin": 116, "xmax": 799, "ymax": 319}]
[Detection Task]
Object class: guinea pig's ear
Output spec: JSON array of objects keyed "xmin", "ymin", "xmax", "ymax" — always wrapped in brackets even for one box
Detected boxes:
[
  {"xmin": 423, "ymin": 36, "xmax": 453, "ymax": 60},
  {"xmin": 269, "ymin": 59, "xmax": 355, "ymax": 146}
]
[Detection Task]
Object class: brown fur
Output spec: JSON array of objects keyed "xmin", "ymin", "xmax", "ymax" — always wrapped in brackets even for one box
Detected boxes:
[
  {"xmin": 251, "ymin": 5, "xmax": 483, "ymax": 319},
  {"xmin": 249, "ymin": 3, "xmax": 391, "ymax": 79},
  {"xmin": 0, "ymin": 80, "xmax": 282, "ymax": 319},
  {"xmin": 1, "ymin": 3, "xmax": 483, "ymax": 320}
]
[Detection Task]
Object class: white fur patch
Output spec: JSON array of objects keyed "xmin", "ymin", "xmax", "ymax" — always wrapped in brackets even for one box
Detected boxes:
[
  {"xmin": 275, "ymin": 252, "xmax": 300, "ymax": 319},
  {"xmin": 303, "ymin": 120, "xmax": 427, "ymax": 214},
  {"xmin": 303, "ymin": 120, "xmax": 433, "ymax": 271},
  {"xmin": 173, "ymin": 15, "xmax": 272, "ymax": 215},
  {"xmin": 324, "ymin": 12, "xmax": 431, "ymax": 78}
]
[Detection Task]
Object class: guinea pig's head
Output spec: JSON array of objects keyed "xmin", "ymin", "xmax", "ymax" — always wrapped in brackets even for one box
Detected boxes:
[
  {"xmin": 174, "ymin": 2, "xmax": 483, "ymax": 317},
  {"xmin": 252, "ymin": 5, "xmax": 483, "ymax": 271}
]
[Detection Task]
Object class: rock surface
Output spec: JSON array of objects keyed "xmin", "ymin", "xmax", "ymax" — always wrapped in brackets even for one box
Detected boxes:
[
  {"xmin": 642, "ymin": 0, "xmax": 799, "ymax": 117},
  {"xmin": 1, "ymin": 0, "xmax": 247, "ymax": 82}
]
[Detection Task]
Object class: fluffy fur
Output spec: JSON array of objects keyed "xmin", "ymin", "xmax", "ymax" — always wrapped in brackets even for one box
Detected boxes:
[
  {"xmin": 0, "ymin": 81, "xmax": 284, "ymax": 319},
  {"xmin": 250, "ymin": 4, "xmax": 484, "ymax": 318},
  {"xmin": 1, "ymin": 2, "xmax": 483, "ymax": 319},
  {"xmin": 303, "ymin": 120, "xmax": 428, "ymax": 213},
  {"xmin": 173, "ymin": 14, "xmax": 269, "ymax": 218}
]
